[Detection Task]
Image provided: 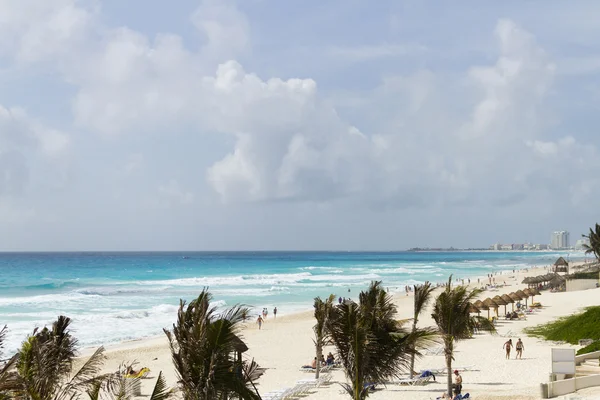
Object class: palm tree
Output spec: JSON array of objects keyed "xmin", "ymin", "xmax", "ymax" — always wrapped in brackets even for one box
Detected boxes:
[
  {"xmin": 313, "ymin": 294, "xmax": 336, "ymax": 379},
  {"xmin": 16, "ymin": 316, "xmax": 108, "ymax": 400},
  {"xmin": 582, "ymin": 223, "xmax": 600, "ymax": 261},
  {"xmin": 431, "ymin": 276, "xmax": 496, "ymax": 397},
  {"xmin": 329, "ymin": 281, "xmax": 434, "ymax": 400},
  {"xmin": 164, "ymin": 289, "xmax": 262, "ymax": 400},
  {"xmin": 0, "ymin": 326, "xmax": 20, "ymax": 399},
  {"xmin": 9, "ymin": 316, "xmax": 172, "ymax": 400},
  {"xmin": 409, "ymin": 281, "xmax": 436, "ymax": 378}
]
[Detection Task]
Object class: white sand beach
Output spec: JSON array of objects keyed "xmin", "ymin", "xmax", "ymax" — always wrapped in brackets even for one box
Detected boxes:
[{"xmin": 82, "ymin": 265, "xmax": 600, "ymax": 399}]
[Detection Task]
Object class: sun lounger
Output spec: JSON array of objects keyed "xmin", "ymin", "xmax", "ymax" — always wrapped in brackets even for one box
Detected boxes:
[
  {"xmin": 125, "ymin": 367, "xmax": 150, "ymax": 379},
  {"xmin": 394, "ymin": 376, "xmax": 431, "ymax": 386},
  {"xmin": 424, "ymin": 345, "xmax": 444, "ymax": 356}
]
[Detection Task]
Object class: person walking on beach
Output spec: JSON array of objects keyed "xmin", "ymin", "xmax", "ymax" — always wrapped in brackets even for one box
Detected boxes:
[
  {"xmin": 516, "ymin": 338, "xmax": 524, "ymax": 359},
  {"xmin": 257, "ymin": 315, "xmax": 263, "ymax": 330},
  {"xmin": 503, "ymin": 339, "xmax": 513, "ymax": 359},
  {"xmin": 273, "ymin": 306, "xmax": 277, "ymax": 319}
]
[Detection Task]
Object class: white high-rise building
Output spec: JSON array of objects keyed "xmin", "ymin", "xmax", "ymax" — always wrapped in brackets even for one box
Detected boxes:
[{"xmin": 551, "ymin": 231, "xmax": 570, "ymax": 249}]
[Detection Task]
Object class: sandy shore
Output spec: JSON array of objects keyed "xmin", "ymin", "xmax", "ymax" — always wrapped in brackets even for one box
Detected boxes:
[{"xmin": 79, "ymin": 264, "xmax": 600, "ymax": 399}]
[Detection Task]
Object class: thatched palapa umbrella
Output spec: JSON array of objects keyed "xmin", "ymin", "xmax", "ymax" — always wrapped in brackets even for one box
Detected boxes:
[
  {"xmin": 493, "ymin": 295, "xmax": 508, "ymax": 314},
  {"xmin": 468, "ymin": 303, "xmax": 480, "ymax": 315},
  {"xmin": 516, "ymin": 290, "xmax": 529, "ymax": 306},
  {"xmin": 501, "ymin": 294, "xmax": 515, "ymax": 311},
  {"xmin": 508, "ymin": 292, "xmax": 523, "ymax": 310},
  {"xmin": 483, "ymin": 298, "xmax": 499, "ymax": 318}
]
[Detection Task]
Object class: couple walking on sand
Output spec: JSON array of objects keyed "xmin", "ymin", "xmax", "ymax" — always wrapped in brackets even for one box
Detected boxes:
[{"xmin": 503, "ymin": 338, "xmax": 525, "ymax": 359}]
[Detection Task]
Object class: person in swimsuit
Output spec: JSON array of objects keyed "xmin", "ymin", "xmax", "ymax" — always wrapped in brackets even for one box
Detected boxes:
[
  {"xmin": 273, "ymin": 306, "xmax": 277, "ymax": 319},
  {"xmin": 453, "ymin": 370, "xmax": 462, "ymax": 394},
  {"xmin": 503, "ymin": 339, "xmax": 513, "ymax": 359},
  {"xmin": 257, "ymin": 315, "xmax": 263, "ymax": 330},
  {"xmin": 516, "ymin": 338, "xmax": 524, "ymax": 359}
]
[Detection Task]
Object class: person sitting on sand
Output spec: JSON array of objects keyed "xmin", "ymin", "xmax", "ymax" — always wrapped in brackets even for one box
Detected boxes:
[
  {"xmin": 516, "ymin": 338, "xmax": 524, "ymax": 359},
  {"xmin": 326, "ymin": 352, "xmax": 334, "ymax": 365},
  {"xmin": 301, "ymin": 357, "xmax": 318, "ymax": 369},
  {"xmin": 320, "ymin": 355, "xmax": 326, "ymax": 365},
  {"xmin": 503, "ymin": 339, "xmax": 513, "ymax": 359}
]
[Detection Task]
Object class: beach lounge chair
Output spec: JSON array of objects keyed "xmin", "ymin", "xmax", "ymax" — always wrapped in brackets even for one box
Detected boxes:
[
  {"xmin": 424, "ymin": 345, "xmax": 444, "ymax": 356},
  {"xmin": 125, "ymin": 367, "xmax": 150, "ymax": 379},
  {"xmin": 394, "ymin": 376, "xmax": 431, "ymax": 386}
]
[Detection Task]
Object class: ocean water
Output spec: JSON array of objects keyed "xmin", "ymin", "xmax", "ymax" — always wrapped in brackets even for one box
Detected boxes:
[{"xmin": 0, "ymin": 251, "xmax": 584, "ymax": 354}]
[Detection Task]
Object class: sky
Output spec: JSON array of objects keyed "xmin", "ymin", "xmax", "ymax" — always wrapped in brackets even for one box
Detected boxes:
[{"xmin": 0, "ymin": 0, "xmax": 599, "ymax": 251}]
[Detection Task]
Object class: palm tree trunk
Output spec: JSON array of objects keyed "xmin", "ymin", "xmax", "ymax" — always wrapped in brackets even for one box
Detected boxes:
[
  {"xmin": 445, "ymin": 336, "xmax": 453, "ymax": 397},
  {"xmin": 409, "ymin": 321, "xmax": 417, "ymax": 378},
  {"xmin": 316, "ymin": 344, "xmax": 321, "ymax": 379}
]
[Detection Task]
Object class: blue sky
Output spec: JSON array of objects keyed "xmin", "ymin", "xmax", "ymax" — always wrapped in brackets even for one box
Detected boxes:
[{"xmin": 0, "ymin": 0, "xmax": 599, "ymax": 250}]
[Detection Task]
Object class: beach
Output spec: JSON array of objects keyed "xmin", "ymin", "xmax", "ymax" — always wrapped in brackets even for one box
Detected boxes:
[{"xmin": 77, "ymin": 264, "xmax": 600, "ymax": 399}]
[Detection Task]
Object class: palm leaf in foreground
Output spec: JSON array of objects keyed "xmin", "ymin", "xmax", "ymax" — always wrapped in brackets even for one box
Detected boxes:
[{"xmin": 149, "ymin": 372, "xmax": 172, "ymax": 400}]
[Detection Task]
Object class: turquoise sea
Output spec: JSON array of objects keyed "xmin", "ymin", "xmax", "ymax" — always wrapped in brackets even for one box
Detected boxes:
[{"xmin": 0, "ymin": 251, "xmax": 584, "ymax": 353}]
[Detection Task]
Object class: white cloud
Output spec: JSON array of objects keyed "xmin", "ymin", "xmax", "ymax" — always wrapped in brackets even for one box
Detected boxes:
[
  {"xmin": 158, "ymin": 180, "xmax": 194, "ymax": 205},
  {"xmin": 0, "ymin": 0, "xmax": 92, "ymax": 64}
]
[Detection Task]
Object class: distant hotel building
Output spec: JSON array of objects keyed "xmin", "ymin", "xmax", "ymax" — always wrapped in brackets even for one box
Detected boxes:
[
  {"xmin": 551, "ymin": 231, "xmax": 570, "ymax": 250},
  {"xmin": 490, "ymin": 243, "xmax": 548, "ymax": 251}
]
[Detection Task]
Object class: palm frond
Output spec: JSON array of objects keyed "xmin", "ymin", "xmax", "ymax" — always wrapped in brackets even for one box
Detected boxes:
[
  {"xmin": 148, "ymin": 372, "xmax": 172, "ymax": 400},
  {"xmin": 63, "ymin": 346, "xmax": 106, "ymax": 393}
]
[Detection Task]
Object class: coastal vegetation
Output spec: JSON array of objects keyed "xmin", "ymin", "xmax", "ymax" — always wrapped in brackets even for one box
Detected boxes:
[
  {"xmin": 326, "ymin": 281, "xmax": 434, "ymax": 400},
  {"xmin": 525, "ymin": 306, "xmax": 600, "ymax": 355},
  {"xmin": 409, "ymin": 281, "xmax": 435, "ymax": 379},
  {"xmin": 164, "ymin": 289, "xmax": 262, "ymax": 400},
  {"xmin": 582, "ymin": 223, "xmax": 600, "ymax": 261},
  {"xmin": 431, "ymin": 276, "xmax": 496, "ymax": 397},
  {"xmin": 313, "ymin": 294, "xmax": 336, "ymax": 379},
  {"xmin": 0, "ymin": 316, "xmax": 171, "ymax": 400}
]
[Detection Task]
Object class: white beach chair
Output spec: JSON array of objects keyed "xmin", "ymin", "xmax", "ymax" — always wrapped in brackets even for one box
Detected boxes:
[
  {"xmin": 394, "ymin": 376, "xmax": 431, "ymax": 386},
  {"xmin": 424, "ymin": 345, "xmax": 444, "ymax": 355}
]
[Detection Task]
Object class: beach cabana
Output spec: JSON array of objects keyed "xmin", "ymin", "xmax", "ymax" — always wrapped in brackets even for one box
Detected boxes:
[
  {"xmin": 553, "ymin": 257, "xmax": 569, "ymax": 274},
  {"xmin": 501, "ymin": 294, "xmax": 515, "ymax": 311}
]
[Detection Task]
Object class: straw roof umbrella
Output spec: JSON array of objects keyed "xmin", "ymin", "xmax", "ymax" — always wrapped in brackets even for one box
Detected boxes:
[
  {"xmin": 493, "ymin": 295, "xmax": 508, "ymax": 314},
  {"xmin": 468, "ymin": 303, "xmax": 480, "ymax": 315},
  {"xmin": 501, "ymin": 294, "xmax": 515, "ymax": 311},
  {"xmin": 508, "ymin": 292, "xmax": 522, "ymax": 302},
  {"xmin": 522, "ymin": 277, "xmax": 534, "ymax": 285},
  {"xmin": 516, "ymin": 290, "xmax": 529, "ymax": 306},
  {"xmin": 482, "ymin": 298, "xmax": 499, "ymax": 317}
]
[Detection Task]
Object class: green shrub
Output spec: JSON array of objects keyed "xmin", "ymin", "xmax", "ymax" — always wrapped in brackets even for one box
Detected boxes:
[
  {"xmin": 568, "ymin": 271, "xmax": 600, "ymax": 280},
  {"xmin": 577, "ymin": 340, "xmax": 600, "ymax": 355},
  {"xmin": 524, "ymin": 306, "xmax": 600, "ymax": 345}
]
